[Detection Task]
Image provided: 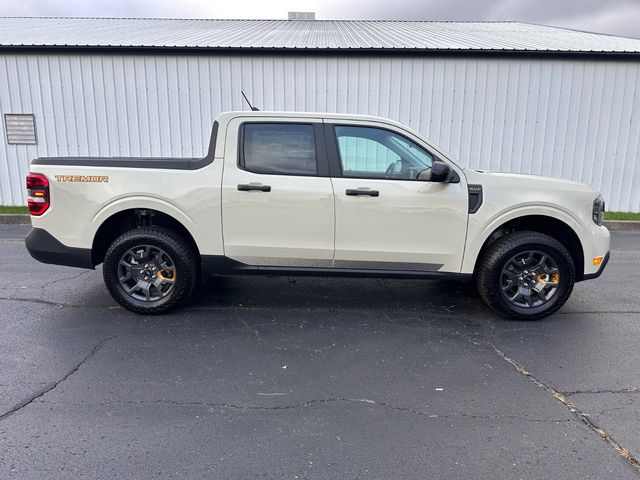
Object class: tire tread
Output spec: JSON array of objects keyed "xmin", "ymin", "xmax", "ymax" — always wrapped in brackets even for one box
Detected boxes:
[
  {"xmin": 102, "ymin": 226, "xmax": 199, "ymax": 314},
  {"xmin": 476, "ymin": 231, "xmax": 575, "ymax": 320}
]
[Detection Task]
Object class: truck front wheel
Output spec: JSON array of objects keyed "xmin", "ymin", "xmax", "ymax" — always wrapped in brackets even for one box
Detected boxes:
[
  {"xmin": 102, "ymin": 227, "xmax": 199, "ymax": 314},
  {"xmin": 476, "ymin": 231, "xmax": 575, "ymax": 320}
]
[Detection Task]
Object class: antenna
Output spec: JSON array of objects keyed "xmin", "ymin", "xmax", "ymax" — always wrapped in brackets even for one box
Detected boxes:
[{"xmin": 241, "ymin": 90, "xmax": 260, "ymax": 111}]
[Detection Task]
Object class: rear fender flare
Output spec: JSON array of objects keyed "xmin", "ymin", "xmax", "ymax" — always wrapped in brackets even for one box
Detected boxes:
[{"xmin": 86, "ymin": 195, "xmax": 203, "ymax": 253}]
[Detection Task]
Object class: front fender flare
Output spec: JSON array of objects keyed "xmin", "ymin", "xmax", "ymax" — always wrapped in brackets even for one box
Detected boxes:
[{"xmin": 461, "ymin": 204, "xmax": 586, "ymax": 274}]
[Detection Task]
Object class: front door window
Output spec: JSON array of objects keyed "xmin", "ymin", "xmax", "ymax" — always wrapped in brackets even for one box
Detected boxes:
[{"xmin": 335, "ymin": 126, "xmax": 433, "ymax": 180}]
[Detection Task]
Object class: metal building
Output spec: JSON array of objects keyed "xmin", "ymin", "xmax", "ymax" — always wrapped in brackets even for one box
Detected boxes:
[{"xmin": 1, "ymin": 17, "xmax": 640, "ymax": 211}]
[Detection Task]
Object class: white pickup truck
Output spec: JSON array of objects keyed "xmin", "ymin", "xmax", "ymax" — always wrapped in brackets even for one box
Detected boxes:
[{"xmin": 25, "ymin": 111, "xmax": 610, "ymax": 319}]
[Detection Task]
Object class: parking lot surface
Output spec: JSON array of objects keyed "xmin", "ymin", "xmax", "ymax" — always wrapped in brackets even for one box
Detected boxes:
[{"xmin": 1, "ymin": 225, "xmax": 639, "ymax": 479}]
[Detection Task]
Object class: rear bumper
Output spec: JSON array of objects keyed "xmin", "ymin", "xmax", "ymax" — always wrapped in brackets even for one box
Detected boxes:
[
  {"xmin": 25, "ymin": 228, "xmax": 94, "ymax": 269},
  {"xmin": 581, "ymin": 251, "xmax": 610, "ymax": 281}
]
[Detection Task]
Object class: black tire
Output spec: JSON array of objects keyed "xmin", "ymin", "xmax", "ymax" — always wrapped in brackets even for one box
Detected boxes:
[
  {"xmin": 102, "ymin": 227, "xmax": 200, "ymax": 314},
  {"xmin": 476, "ymin": 231, "xmax": 575, "ymax": 320}
]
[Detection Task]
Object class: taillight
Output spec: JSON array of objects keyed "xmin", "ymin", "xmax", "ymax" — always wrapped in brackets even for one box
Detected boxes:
[{"xmin": 26, "ymin": 173, "xmax": 50, "ymax": 216}]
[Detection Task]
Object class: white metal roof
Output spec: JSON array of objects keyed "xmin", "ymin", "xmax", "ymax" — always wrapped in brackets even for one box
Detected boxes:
[{"xmin": 1, "ymin": 17, "xmax": 640, "ymax": 54}]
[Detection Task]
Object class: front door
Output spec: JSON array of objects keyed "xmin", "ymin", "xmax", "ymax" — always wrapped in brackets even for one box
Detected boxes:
[
  {"xmin": 326, "ymin": 122, "xmax": 468, "ymax": 273},
  {"xmin": 221, "ymin": 118, "xmax": 335, "ymax": 267}
]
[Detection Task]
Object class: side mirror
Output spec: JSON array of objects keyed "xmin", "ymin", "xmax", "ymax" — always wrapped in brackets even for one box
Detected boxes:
[{"xmin": 430, "ymin": 160, "xmax": 457, "ymax": 183}]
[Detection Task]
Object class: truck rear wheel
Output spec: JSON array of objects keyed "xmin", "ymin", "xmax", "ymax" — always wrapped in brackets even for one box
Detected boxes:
[
  {"xmin": 102, "ymin": 227, "xmax": 199, "ymax": 314},
  {"xmin": 476, "ymin": 231, "xmax": 575, "ymax": 320}
]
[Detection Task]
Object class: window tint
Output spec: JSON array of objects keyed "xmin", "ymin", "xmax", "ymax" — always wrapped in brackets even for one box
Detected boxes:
[
  {"xmin": 243, "ymin": 123, "xmax": 317, "ymax": 175},
  {"xmin": 335, "ymin": 126, "xmax": 432, "ymax": 180}
]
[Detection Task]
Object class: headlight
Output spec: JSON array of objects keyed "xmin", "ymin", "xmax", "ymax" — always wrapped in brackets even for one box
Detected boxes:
[{"xmin": 592, "ymin": 195, "xmax": 605, "ymax": 226}]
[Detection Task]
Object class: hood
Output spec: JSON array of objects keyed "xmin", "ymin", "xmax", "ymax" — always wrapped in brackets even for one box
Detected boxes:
[{"xmin": 465, "ymin": 169, "xmax": 598, "ymax": 194}]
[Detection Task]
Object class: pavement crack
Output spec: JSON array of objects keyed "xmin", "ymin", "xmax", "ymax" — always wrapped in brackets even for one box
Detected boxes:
[
  {"xmin": 491, "ymin": 344, "xmax": 640, "ymax": 472},
  {"xmin": 0, "ymin": 334, "xmax": 120, "ymax": 422},
  {"xmin": 0, "ymin": 297, "xmax": 81, "ymax": 308},
  {"xmin": 43, "ymin": 269, "xmax": 94, "ymax": 289},
  {"xmin": 35, "ymin": 397, "xmax": 569, "ymax": 423},
  {"xmin": 564, "ymin": 388, "xmax": 640, "ymax": 395}
]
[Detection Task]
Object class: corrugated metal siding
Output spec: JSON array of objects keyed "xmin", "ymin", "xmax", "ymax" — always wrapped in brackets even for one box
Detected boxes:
[
  {"xmin": 1, "ymin": 53, "xmax": 639, "ymax": 211},
  {"xmin": 2, "ymin": 18, "xmax": 640, "ymax": 53}
]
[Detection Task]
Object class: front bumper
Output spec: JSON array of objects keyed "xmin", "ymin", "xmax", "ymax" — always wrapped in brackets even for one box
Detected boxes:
[
  {"xmin": 25, "ymin": 228, "xmax": 94, "ymax": 269},
  {"xmin": 582, "ymin": 251, "xmax": 610, "ymax": 281}
]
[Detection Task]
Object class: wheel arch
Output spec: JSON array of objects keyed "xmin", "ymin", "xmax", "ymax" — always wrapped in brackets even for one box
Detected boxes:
[
  {"xmin": 472, "ymin": 214, "xmax": 585, "ymax": 281},
  {"xmin": 91, "ymin": 208, "xmax": 201, "ymax": 267}
]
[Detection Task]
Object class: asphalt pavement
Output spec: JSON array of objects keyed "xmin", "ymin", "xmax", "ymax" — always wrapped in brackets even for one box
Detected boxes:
[{"xmin": 0, "ymin": 225, "xmax": 639, "ymax": 479}]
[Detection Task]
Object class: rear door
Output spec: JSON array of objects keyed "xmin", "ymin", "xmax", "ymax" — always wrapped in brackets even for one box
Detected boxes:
[
  {"xmin": 325, "ymin": 120, "xmax": 468, "ymax": 273},
  {"xmin": 221, "ymin": 117, "xmax": 335, "ymax": 266}
]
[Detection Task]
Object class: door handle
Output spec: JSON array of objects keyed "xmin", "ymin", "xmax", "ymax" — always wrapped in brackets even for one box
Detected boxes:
[
  {"xmin": 238, "ymin": 184, "xmax": 271, "ymax": 192},
  {"xmin": 346, "ymin": 188, "xmax": 379, "ymax": 197}
]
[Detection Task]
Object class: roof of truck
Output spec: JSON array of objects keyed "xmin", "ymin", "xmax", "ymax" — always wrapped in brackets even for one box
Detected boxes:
[
  {"xmin": 216, "ymin": 111, "xmax": 395, "ymax": 122},
  {"xmin": 215, "ymin": 111, "xmax": 424, "ymax": 134},
  {"xmin": 1, "ymin": 17, "xmax": 640, "ymax": 55}
]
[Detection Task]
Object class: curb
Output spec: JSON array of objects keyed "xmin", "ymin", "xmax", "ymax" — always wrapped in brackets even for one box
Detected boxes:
[
  {"xmin": 0, "ymin": 214, "xmax": 30, "ymax": 225},
  {"xmin": 1, "ymin": 214, "xmax": 639, "ymax": 230},
  {"xmin": 604, "ymin": 220, "xmax": 640, "ymax": 231}
]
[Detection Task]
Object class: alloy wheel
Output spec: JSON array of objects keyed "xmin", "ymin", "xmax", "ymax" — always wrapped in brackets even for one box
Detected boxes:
[
  {"xmin": 500, "ymin": 250, "xmax": 560, "ymax": 308},
  {"xmin": 117, "ymin": 245, "xmax": 176, "ymax": 302}
]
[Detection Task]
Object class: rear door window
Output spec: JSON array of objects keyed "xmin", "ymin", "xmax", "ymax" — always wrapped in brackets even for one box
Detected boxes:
[{"xmin": 241, "ymin": 123, "xmax": 317, "ymax": 175}]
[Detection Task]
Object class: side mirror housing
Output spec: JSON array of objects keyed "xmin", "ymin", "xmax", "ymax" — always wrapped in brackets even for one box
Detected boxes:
[{"xmin": 430, "ymin": 160, "xmax": 459, "ymax": 183}]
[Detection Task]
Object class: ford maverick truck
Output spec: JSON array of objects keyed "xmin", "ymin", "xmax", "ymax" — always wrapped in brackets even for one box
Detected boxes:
[{"xmin": 25, "ymin": 111, "xmax": 609, "ymax": 319}]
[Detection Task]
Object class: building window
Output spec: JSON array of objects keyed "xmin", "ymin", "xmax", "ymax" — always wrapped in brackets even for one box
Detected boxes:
[{"xmin": 4, "ymin": 114, "xmax": 37, "ymax": 145}]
